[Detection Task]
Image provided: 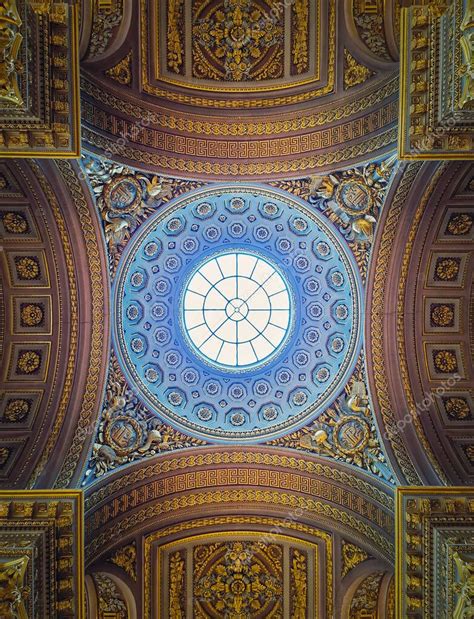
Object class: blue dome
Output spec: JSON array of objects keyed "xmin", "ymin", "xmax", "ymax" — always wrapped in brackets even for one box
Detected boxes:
[{"xmin": 113, "ymin": 185, "xmax": 362, "ymax": 442}]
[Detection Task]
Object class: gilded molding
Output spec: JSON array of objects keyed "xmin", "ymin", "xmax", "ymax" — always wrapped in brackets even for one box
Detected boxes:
[
  {"xmin": 396, "ymin": 487, "xmax": 474, "ymax": 618},
  {"xmin": 144, "ymin": 516, "xmax": 334, "ymax": 619},
  {"xmin": 395, "ymin": 163, "xmax": 449, "ymax": 484},
  {"xmin": 81, "ymin": 74, "xmax": 399, "ymax": 135},
  {"xmin": 84, "ymin": 450, "xmax": 394, "ymax": 513},
  {"xmin": 53, "ymin": 160, "xmax": 108, "ymax": 488},
  {"xmin": 399, "ymin": 1, "xmax": 474, "ymax": 159},
  {"xmin": 0, "ymin": 1, "xmax": 81, "ymax": 157},
  {"xmin": 82, "ymin": 125, "xmax": 398, "ymax": 178},
  {"xmin": 368, "ymin": 162, "xmax": 423, "ymax": 485},
  {"xmin": 143, "ymin": 518, "xmax": 332, "ymax": 618},
  {"xmin": 0, "ymin": 490, "xmax": 84, "ymax": 618},
  {"xmin": 26, "ymin": 162, "xmax": 78, "ymax": 487},
  {"xmin": 86, "ymin": 487, "xmax": 394, "ymax": 567},
  {"xmin": 143, "ymin": 0, "xmax": 335, "ymax": 103}
]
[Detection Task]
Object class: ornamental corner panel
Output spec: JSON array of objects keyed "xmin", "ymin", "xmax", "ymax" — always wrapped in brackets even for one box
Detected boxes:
[
  {"xmin": 0, "ymin": 490, "xmax": 84, "ymax": 618},
  {"xmin": 0, "ymin": 0, "xmax": 80, "ymax": 158},
  {"xmin": 396, "ymin": 487, "xmax": 474, "ymax": 619},
  {"xmin": 399, "ymin": 0, "xmax": 474, "ymax": 160}
]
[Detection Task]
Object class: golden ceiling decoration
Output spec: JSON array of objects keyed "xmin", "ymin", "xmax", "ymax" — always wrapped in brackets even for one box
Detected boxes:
[
  {"xmin": 0, "ymin": 491, "xmax": 84, "ymax": 618},
  {"xmin": 0, "ymin": 0, "xmax": 80, "ymax": 157},
  {"xmin": 79, "ymin": 0, "xmax": 400, "ymax": 178},
  {"xmin": 399, "ymin": 0, "xmax": 474, "ymax": 159},
  {"xmin": 397, "ymin": 487, "xmax": 474, "ymax": 618}
]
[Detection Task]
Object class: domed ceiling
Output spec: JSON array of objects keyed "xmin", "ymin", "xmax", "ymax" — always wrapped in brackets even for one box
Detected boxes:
[
  {"xmin": 81, "ymin": 155, "xmax": 394, "ymax": 486},
  {"xmin": 112, "ymin": 184, "xmax": 362, "ymax": 441},
  {"xmin": 80, "ymin": 0, "xmax": 400, "ymax": 179}
]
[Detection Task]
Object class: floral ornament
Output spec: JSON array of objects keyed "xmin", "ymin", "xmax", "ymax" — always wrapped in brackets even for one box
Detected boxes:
[
  {"xmin": 344, "ymin": 49, "xmax": 373, "ymax": 89},
  {"xmin": 444, "ymin": 397, "xmax": 471, "ymax": 420},
  {"xmin": 354, "ymin": 11, "xmax": 391, "ymax": 60},
  {"xmin": 20, "ymin": 303, "xmax": 44, "ymax": 327},
  {"xmin": 433, "ymin": 350, "xmax": 458, "ymax": 373},
  {"xmin": 435, "ymin": 257, "xmax": 460, "ymax": 281},
  {"xmin": 430, "ymin": 304, "xmax": 455, "ymax": 327},
  {"xmin": 464, "ymin": 445, "xmax": 474, "ymax": 463},
  {"xmin": 17, "ymin": 351, "xmax": 41, "ymax": 374},
  {"xmin": 108, "ymin": 544, "xmax": 137, "ymax": 581},
  {"xmin": 4, "ymin": 399, "xmax": 30, "ymax": 422},
  {"xmin": 15, "ymin": 256, "xmax": 40, "ymax": 280},
  {"xmin": 2, "ymin": 211, "xmax": 28, "ymax": 234},
  {"xmin": 194, "ymin": 541, "xmax": 283, "ymax": 616},
  {"xmin": 308, "ymin": 156, "xmax": 396, "ymax": 243},
  {"xmin": 88, "ymin": 5, "xmax": 123, "ymax": 58},
  {"xmin": 93, "ymin": 574, "xmax": 127, "ymax": 617},
  {"xmin": 192, "ymin": 0, "xmax": 283, "ymax": 81},
  {"xmin": 447, "ymin": 212, "xmax": 473, "ymax": 236}
]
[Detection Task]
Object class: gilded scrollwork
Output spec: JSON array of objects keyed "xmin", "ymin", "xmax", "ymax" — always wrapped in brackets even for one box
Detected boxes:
[
  {"xmin": 87, "ymin": 354, "xmax": 204, "ymax": 480},
  {"xmin": 0, "ymin": 556, "xmax": 29, "ymax": 619},
  {"xmin": 192, "ymin": 0, "xmax": 284, "ymax": 81},
  {"xmin": 344, "ymin": 49, "xmax": 373, "ymax": 89},
  {"xmin": 290, "ymin": 549, "xmax": 307, "ymax": 618},
  {"xmin": 167, "ymin": 0, "xmax": 184, "ymax": 74},
  {"xmin": 169, "ymin": 552, "xmax": 185, "ymax": 618},
  {"xmin": 292, "ymin": 0, "xmax": 309, "ymax": 74},
  {"xmin": 105, "ymin": 52, "xmax": 132, "ymax": 85},
  {"xmin": 308, "ymin": 156, "xmax": 396, "ymax": 245},
  {"xmin": 341, "ymin": 541, "xmax": 369, "ymax": 577},
  {"xmin": 108, "ymin": 543, "xmax": 137, "ymax": 581},
  {"xmin": 193, "ymin": 540, "xmax": 284, "ymax": 617},
  {"xmin": 269, "ymin": 356, "xmax": 395, "ymax": 483}
]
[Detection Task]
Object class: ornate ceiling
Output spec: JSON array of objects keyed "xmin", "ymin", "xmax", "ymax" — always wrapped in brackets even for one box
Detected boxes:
[
  {"xmin": 367, "ymin": 160, "xmax": 474, "ymax": 486},
  {"xmin": 0, "ymin": 159, "xmax": 108, "ymax": 489},
  {"xmin": 0, "ymin": 1, "xmax": 473, "ymax": 618},
  {"xmin": 80, "ymin": 0, "xmax": 401, "ymax": 179}
]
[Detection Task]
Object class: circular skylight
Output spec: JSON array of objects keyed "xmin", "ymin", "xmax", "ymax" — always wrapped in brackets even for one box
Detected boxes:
[{"xmin": 182, "ymin": 251, "xmax": 293, "ymax": 369}]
